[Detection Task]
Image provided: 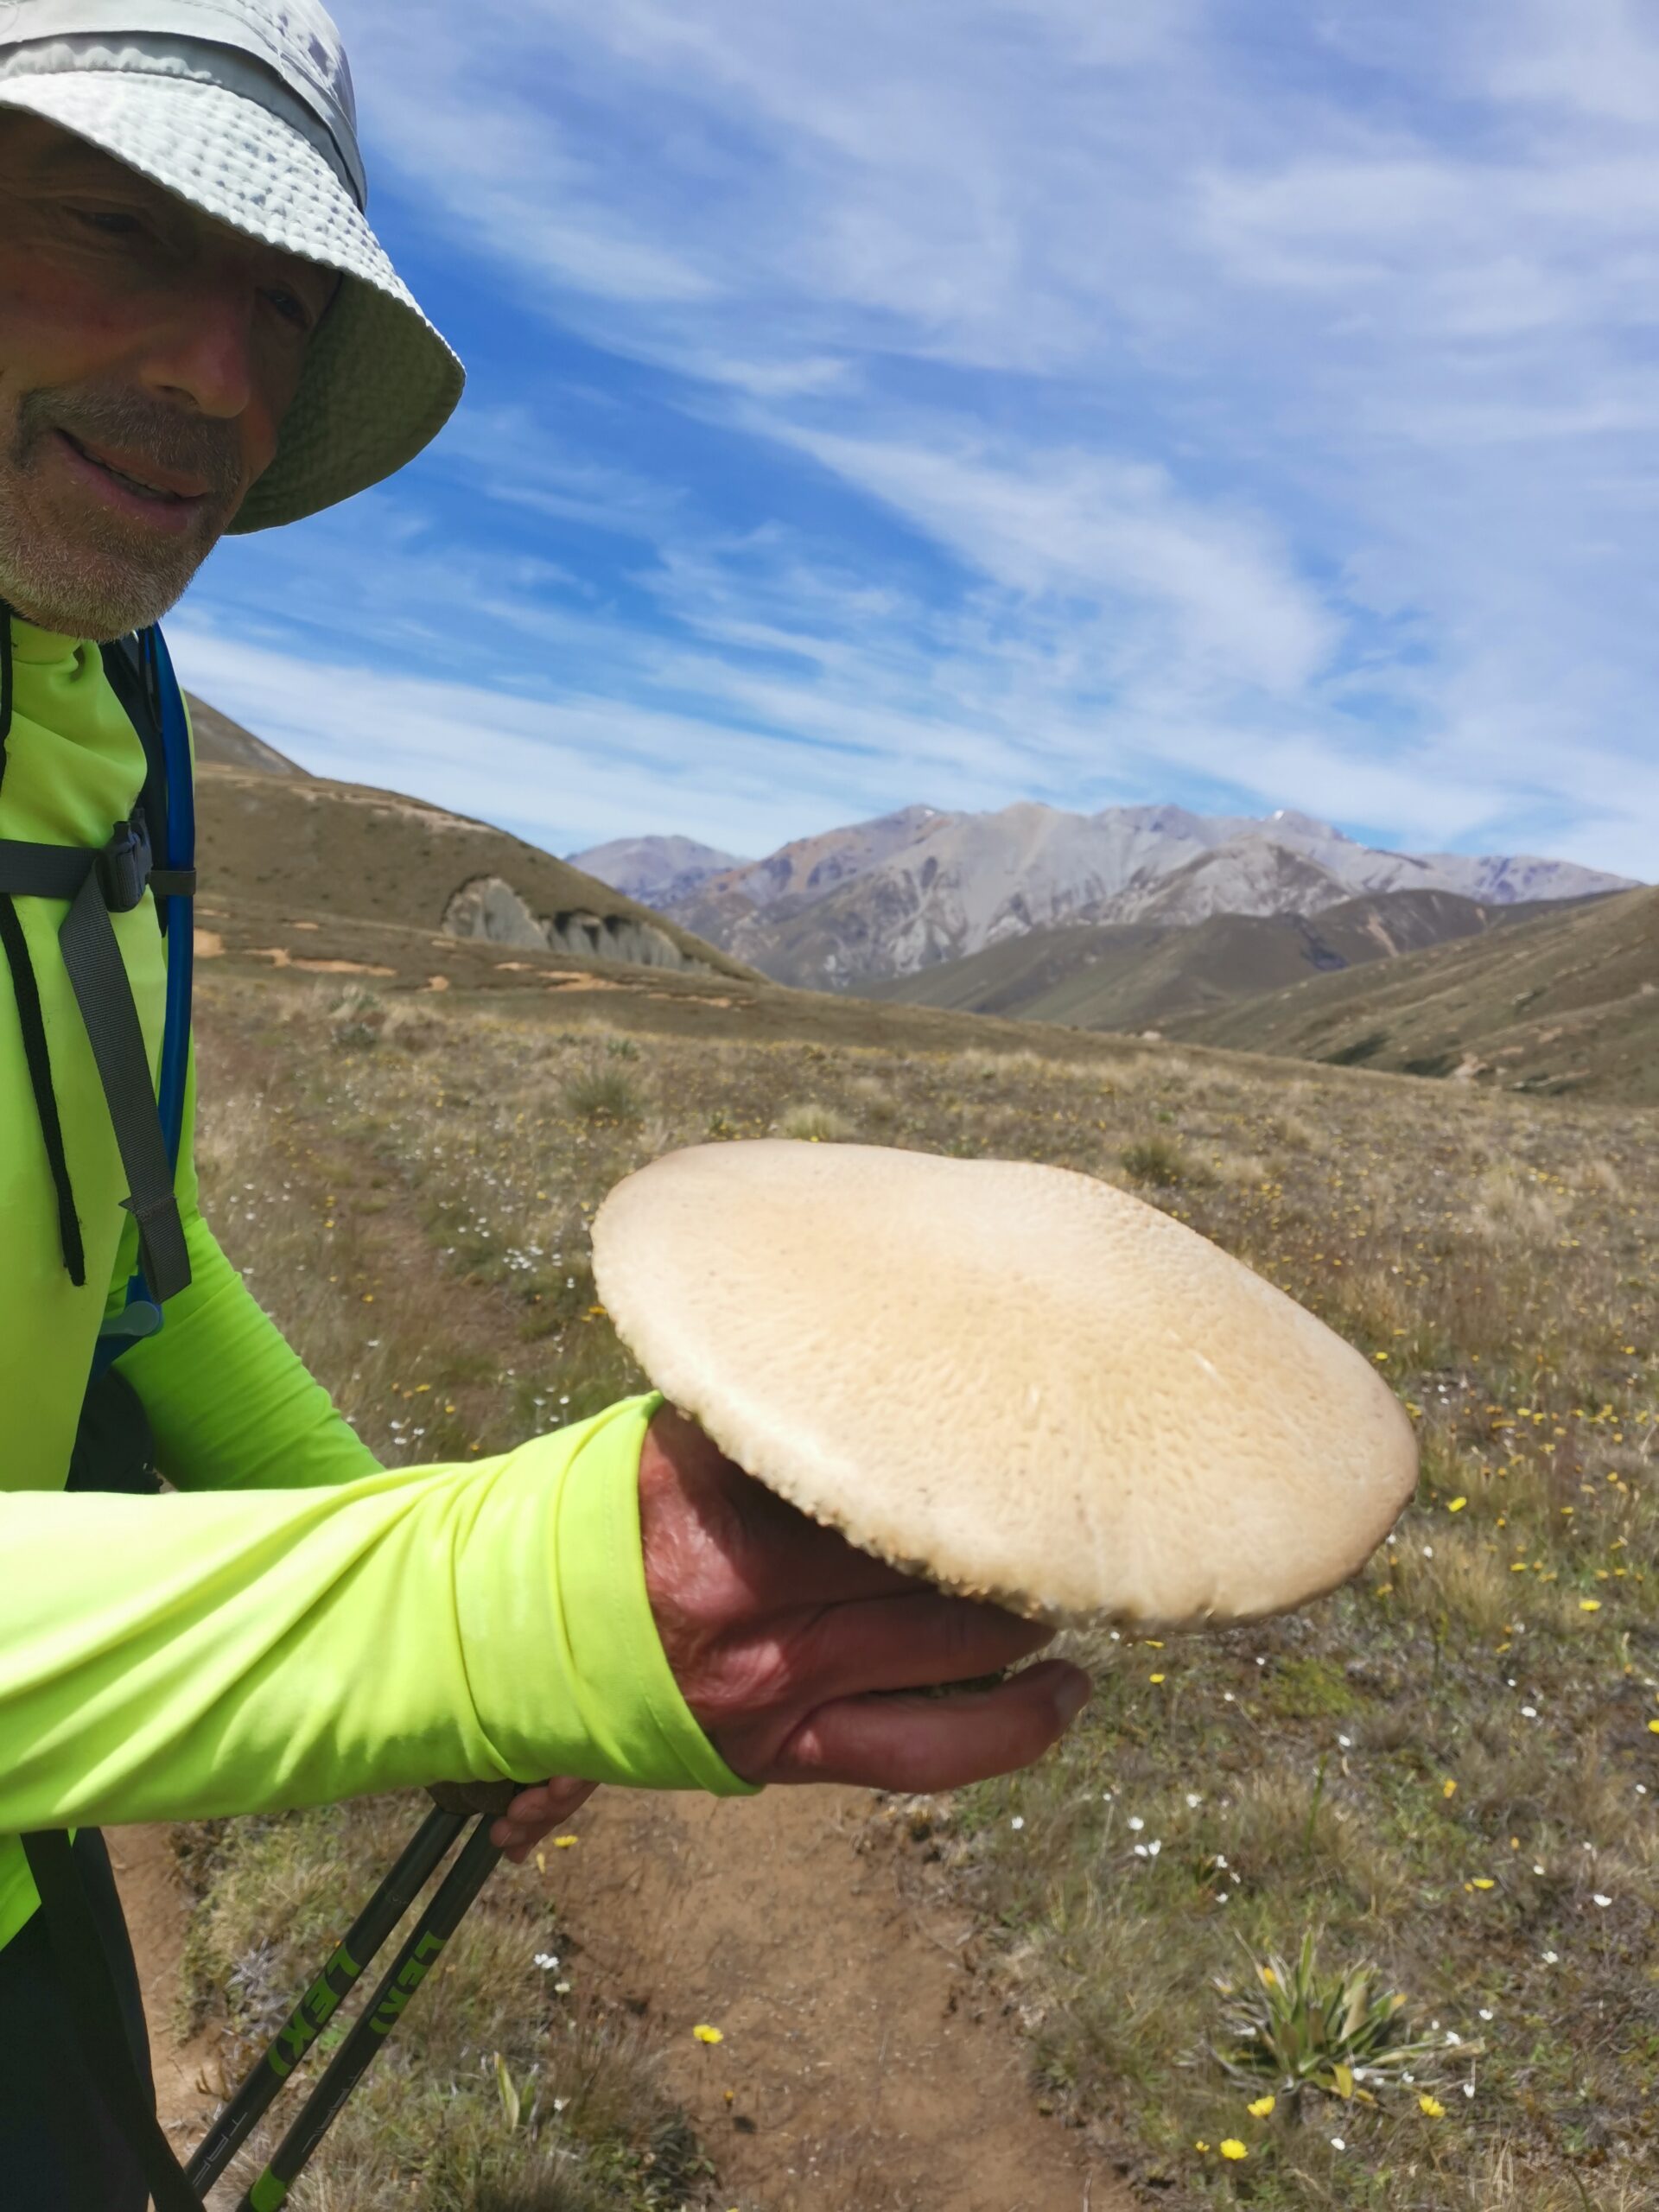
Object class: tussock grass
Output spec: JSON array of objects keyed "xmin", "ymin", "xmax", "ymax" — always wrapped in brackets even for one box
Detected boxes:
[
  {"xmin": 774, "ymin": 1100, "xmax": 854, "ymax": 1141},
  {"xmin": 181, "ymin": 1802, "xmax": 705, "ymax": 2212},
  {"xmin": 562, "ymin": 1060, "xmax": 646, "ymax": 1125},
  {"xmin": 1120, "ymin": 1132, "xmax": 1200, "ymax": 1186},
  {"xmin": 186, "ymin": 970, "xmax": 1659, "ymax": 2209}
]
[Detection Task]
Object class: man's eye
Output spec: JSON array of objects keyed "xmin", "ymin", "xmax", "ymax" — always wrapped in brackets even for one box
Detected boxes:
[
  {"xmin": 72, "ymin": 207, "xmax": 145, "ymax": 238},
  {"xmin": 263, "ymin": 285, "xmax": 315, "ymax": 333}
]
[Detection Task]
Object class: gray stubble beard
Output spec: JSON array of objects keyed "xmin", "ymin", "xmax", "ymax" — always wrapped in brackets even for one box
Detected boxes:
[{"xmin": 0, "ymin": 385, "xmax": 238, "ymax": 639}]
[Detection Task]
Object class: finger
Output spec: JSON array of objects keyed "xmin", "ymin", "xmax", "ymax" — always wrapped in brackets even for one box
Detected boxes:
[
  {"xmin": 757, "ymin": 1658, "xmax": 1091, "ymax": 1793},
  {"xmin": 490, "ymin": 1777, "xmax": 597, "ymax": 1851},
  {"xmin": 780, "ymin": 1591, "xmax": 1053, "ymax": 1706}
]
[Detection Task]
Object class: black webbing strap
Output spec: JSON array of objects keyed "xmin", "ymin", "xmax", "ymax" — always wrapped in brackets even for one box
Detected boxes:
[
  {"xmin": 0, "ymin": 836, "xmax": 193, "ymax": 1301},
  {"xmin": 0, "ymin": 891, "xmax": 87, "ymax": 1282},
  {"xmin": 60, "ymin": 863, "xmax": 192, "ymax": 1301},
  {"xmin": 21, "ymin": 1834, "xmax": 205, "ymax": 2212}
]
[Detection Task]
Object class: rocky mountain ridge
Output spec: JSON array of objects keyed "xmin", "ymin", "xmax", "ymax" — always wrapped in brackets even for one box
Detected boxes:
[{"xmin": 575, "ymin": 802, "xmax": 1634, "ymax": 991}]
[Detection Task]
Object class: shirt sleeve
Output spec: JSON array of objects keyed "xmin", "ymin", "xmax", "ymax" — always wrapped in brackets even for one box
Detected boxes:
[
  {"xmin": 0, "ymin": 1392, "xmax": 753, "ymax": 1840},
  {"xmin": 122, "ymin": 1205, "xmax": 383, "ymax": 1493},
  {"xmin": 118, "ymin": 1049, "xmax": 381, "ymax": 1493}
]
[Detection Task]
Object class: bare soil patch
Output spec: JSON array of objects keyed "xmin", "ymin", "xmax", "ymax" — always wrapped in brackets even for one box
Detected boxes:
[{"xmin": 554, "ymin": 1787, "xmax": 1113, "ymax": 2210}]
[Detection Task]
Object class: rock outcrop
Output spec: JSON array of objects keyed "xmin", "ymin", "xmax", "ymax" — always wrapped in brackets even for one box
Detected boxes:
[{"xmin": 443, "ymin": 875, "xmax": 710, "ymax": 972}]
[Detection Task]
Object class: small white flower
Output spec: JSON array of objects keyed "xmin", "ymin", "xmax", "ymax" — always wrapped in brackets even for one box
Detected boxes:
[
  {"xmin": 1213, "ymin": 1854, "xmax": 1229, "ymax": 1870},
  {"xmin": 1541, "ymin": 1950, "xmax": 1559, "ymax": 1964},
  {"xmin": 1134, "ymin": 1843, "xmax": 1148, "ymax": 1859},
  {"xmin": 1521, "ymin": 1706, "xmax": 1537, "ymax": 1719},
  {"xmin": 1128, "ymin": 1815, "xmax": 1145, "ymax": 1832},
  {"xmin": 1478, "ymin": 2009, "xmax": 1494, "ymax": 2021},
  {"xmin": 1534, "ymin": 1864, "xmax": 1547, "ymax": 1876},
  {"xmin": 1444, "ymin": 2031, "xmax": 1461, "ymax": 2046},
  {"xmin": 1224, "ymin": 1692, "xmax": 1236, "ymax": 1703},
  {"xmin": 533, "ymin": 1953, "xmax": 560, "ymax": 1971},
  {"xmin": 1337, "ymin": 1734, "xmax": 1352, "ymax": 1750},
  {"xmin": 552, "ymin": 2096, "xmax": 568, "ymax": 2113},
  {"xmin": 1462, "ymin": 2082, "xmax": 1476, "ymax": 2100},
  {"xmin": 1147, "ymin": 1839, "xmax": 1162, "ymax": 1857},
  {"xmin": 1330, "ymin": 2137, "xmax": 1346, "ymax": 2152},
  {"xmin": 1592, "ymin": 1893, "xmax": 1612, "ymax": 1908},
  {"xmin": 554, "ymin": 1980, "xmax": 571, "ymax": 1994},
  {"xmin": 1011, "ymin": 1815, "xmax": 1025, "ymax": 1830},
  {"xmin": 1422, "ymin": 1546, "xmax": 1433, "ymax": 1558},
  {"xmin": 1185, "ymin": 1793, "xmax": 1203, "ymax": 1809}
]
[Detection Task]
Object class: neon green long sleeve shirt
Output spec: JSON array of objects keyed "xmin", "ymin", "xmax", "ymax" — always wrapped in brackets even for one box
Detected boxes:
[{"xmin": 0, "ymin": 618, "xmax": 745, "ymax": 1956}]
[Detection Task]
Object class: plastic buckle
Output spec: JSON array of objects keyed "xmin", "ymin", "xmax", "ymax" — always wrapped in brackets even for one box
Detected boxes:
[{"xmin": 98, "ymin": 815, "xmax": 153, "ymax": 912}]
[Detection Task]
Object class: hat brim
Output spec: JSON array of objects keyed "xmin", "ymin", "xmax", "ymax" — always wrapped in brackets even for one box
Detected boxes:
[{"xmin": 0, "ymin": 69, "xmax": 464, "ymax": 531}]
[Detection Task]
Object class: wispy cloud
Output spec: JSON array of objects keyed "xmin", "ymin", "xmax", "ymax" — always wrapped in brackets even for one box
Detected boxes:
[{"xmin": 179, "ymin": 0, "xmax": 1659, "ymax": 879}]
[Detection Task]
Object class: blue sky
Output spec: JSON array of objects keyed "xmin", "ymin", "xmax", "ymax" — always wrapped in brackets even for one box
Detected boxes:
[{"xmin": 175, "ymin": 0, "xmax": 1659, "ymax": 877}]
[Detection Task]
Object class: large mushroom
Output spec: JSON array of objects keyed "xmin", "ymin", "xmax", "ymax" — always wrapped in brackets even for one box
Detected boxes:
[{"xmin": 593, "ymin": 1141, "xmax": 1417, "ymax": 1628}]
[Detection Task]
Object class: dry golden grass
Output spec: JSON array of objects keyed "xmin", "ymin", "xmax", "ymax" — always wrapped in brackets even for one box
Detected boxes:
[{"xmin": 183, "ymin": 967, "xmax": 1659, "ymax": 2210}]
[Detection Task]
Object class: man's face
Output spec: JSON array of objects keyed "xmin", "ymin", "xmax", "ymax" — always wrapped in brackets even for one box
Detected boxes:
[{"xmin": 0, "ymin": 113, "xmax": 338, "ymax": 639}]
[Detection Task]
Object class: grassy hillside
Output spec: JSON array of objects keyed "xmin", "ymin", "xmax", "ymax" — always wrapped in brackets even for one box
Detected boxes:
[
  {"xmin": 1173, "ymin": 887, "xmax": 1659, "ymax": 1102},
  {"xmin": 871, "ymin": 888, "xmax": 1532, "ymax": 1033},
  {"xmin": 175, "ymin": 958, "xmax": 1658, "ymax": 2210},
  {"xmin": 194, "ymin": 765, "xmax": 751, "ymax": 982},
  {"xmin": 186, "ymin": 691, "xmax": 307, "ymax": 777}
]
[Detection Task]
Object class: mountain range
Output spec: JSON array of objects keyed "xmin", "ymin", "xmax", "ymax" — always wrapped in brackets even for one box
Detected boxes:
[{"xmin": 570, "ymin": 804, "xmax": 1637, "ymax": 992}]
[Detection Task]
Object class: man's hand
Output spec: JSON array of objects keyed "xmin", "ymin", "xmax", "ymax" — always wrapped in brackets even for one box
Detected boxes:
[
  {"xmin": 433, "ymin": 1776, "xmax": 598, "ymax": 1864},
  {"xmin": 636, "ymin": 1404, "xmax": 1090, "ymax": 1790}
]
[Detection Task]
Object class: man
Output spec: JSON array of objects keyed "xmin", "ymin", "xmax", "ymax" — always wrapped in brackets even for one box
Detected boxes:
[{"xmin": 0, "ymin": 4, "xmax": 1090, "ymax": 2205}]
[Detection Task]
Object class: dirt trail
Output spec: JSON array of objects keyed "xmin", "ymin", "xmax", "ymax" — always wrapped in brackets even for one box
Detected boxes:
[
  {"xmin": 555, "ymin": 1786, "xmax": 1118, "ymax": 2211},
  {"xmin": 112, "ymin": 1003, "xmax": 1129, "ymax": 2209},
  {"xmin": 119, "ymin": 1785, "xmax": 1122, "ymax": 2210},
  {"xmin": 108, "ymin": 1826, "xmax": 225, "ymax": 2155}
]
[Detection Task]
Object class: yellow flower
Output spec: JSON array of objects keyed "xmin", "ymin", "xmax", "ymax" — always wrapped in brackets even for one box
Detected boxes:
[
  {"xmin": 1149, "ymin": 1672, "xmax": 1166, "ymax": 1684},
  {"xmin": 692, "ymin": 2024, "xmax": 724, "ymax": 2045},
  {"xmin": 1448, "ymin": 1497, "xmax": 1468, "ymax": 1512},
  {"xmin": 1580, "ymin": 1599, "xmax": 1602, "ymax": 1612},
  {"xmin": 1649, "ymin": 1719, "xmax": 1659, "ymax": 1736},
  {"xmin": 1442, "ymin": 1778, "xmax": 1458, "ymax": 1799},
  {"xmin": 1219, "ymin": 2139, "xmax": 1249, "ymax": 2160},
  {"xmin": 553, "ymin": 1835, "xmax": 579, "ymax": 1849},
  {"xmin": 1247, "ymin": 2094, "xmax": 1275, "ymax": 2118},
  {"xmin": 1471, "ymin": 1877, "xmax": 1495, "ymax": 1890},
  {"xmin": 1418, "ymin": 2094, "xmax": 1446, "ymax": 2118}
]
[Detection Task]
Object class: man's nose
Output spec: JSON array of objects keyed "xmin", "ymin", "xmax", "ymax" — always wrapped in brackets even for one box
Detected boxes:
[{"xmin": 136, "ymin": 279, "xmax": 258, "ymax": 422}]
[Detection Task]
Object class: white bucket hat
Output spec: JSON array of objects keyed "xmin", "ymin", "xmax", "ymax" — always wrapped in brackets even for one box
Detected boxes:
[{"xmin": 0, "ymin": 0, "xmax": 465, "ymax": 530}]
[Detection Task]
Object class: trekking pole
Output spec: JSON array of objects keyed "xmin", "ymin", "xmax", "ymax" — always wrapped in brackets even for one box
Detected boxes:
[
  {"xmin": 186, "ymin": 1805, "xmax": 467, "ymax": 2197},
  {"xmin": 232, "ymin": 1818, "xmax": 504, "ymax": 2212}
]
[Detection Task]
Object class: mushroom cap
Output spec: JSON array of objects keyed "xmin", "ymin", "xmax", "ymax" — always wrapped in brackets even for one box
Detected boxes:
[{"xmin": 592, "ymin": 1141, "xmax": 1417, "ymax": 1628}]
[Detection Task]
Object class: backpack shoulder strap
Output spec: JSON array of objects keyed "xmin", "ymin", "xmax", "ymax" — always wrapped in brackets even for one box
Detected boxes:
[
  {"xmin": 21, "ymin": 1834, "xmax": 206, "ymax": 2212},
  {"xmin": 138, "ymin": 626, "xmax": 195, "ymax": 1169}
]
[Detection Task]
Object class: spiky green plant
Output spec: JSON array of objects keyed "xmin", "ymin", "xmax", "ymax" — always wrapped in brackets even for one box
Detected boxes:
[{"xmin": 1214, "ymin": 1931, "xmax": 1461, "ymax": 2109}]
